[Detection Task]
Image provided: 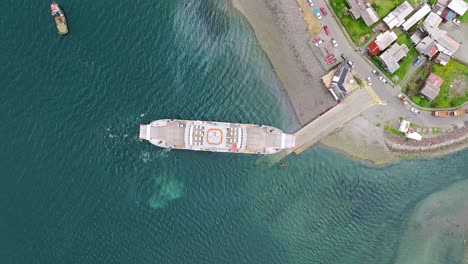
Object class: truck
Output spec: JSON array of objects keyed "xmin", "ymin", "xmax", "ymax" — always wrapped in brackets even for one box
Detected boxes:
[
  {"xmin": 432, "ymin": 110, "xmax": 468, "ymax": 116},
  {"xmin": 450, "ymin": 110, "xmax": 467, "ymax": 116},
  {"xmin": 432, "ymin": 111, "xmax": 450, "ymax": 116}
]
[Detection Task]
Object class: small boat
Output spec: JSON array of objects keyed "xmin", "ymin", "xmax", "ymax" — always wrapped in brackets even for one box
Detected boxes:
[
  {"xmin": 279, "ymin": 163, "xmax": 287, "ymax": 169},
  {"xmin": 50, "ymin": 1, "xmax": 68, "ymax": 35}
]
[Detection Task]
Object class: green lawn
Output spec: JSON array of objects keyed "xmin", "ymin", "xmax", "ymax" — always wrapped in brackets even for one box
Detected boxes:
[
  {"xmin": 369, "ymin": 0, "xmax": 419, "ymax": 17},
  {"xmin": 384, "ymin": 125, "xmax": 405, "ymax": 136},
  {"xmin": 391, "ymin": 33, "xmax": 419, "ymax": 83},
  {"xmin": 430, "ymin": 60, "xmax": 468, "ymax": 108},
  {"xmin": 330, "ymin": 0, "xmax": 374, "ymax": 45}
]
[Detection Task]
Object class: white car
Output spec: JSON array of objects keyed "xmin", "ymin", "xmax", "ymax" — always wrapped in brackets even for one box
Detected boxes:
[
  {"xmin": 366, "ymin": 77, "xmax": 372, "ymax": 86},
  {"xmin": 347, "ymin": 60, "xmax": 355, "ymax": 68},
  {"xmin": 315, "ymin": 39, "xmax": 324, "ymax": 46},
  {"xmin": 453, "ymin": 18, "xmax": 461, "ymax": 26},
  {"xmin": 379, "ymin": 76, "xmax": 387, "ymax": 84},
  {"xmin": 307, "ymin": 0, "xmax": 314, "ymax": 6},
  {"xmin": 410, "ymin": 107, "xmax": 420, "ymax": 115},
  {"xmin": 331, "ymin": 39, "xmax": 338, "ymax": 47}
]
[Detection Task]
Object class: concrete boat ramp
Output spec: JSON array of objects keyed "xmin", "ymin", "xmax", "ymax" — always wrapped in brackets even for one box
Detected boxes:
[{"xmin": 269, "ymin": 85, "xmax": 382, "ymax": 163}]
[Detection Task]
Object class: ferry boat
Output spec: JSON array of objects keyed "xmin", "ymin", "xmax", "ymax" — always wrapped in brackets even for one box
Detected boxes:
[
  {"xmin": 50, "ymin": 1, "xmax": 68, "ymax": 35},
  {"xmin": 139, "ymin": 119, "xmax": 296, "ymax": 154}
]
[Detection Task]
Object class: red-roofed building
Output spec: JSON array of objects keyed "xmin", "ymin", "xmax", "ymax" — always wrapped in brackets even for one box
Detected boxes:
[
  {"xmin": 367, "ymin": 42, "xmax": 380, "ymax": 55},
  {"xmin": 427, "ymin": 46, "xmax": 439, "ymax": 58},
  {"xmin": 366, "ymin": 31, "xmax": 398, "ymax": 56},
  {"xmin": 420, "ymin": 73, "xmax": 444, "ymax": 101}
]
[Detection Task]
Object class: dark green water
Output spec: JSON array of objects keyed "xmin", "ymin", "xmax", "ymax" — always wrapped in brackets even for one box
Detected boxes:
[{"xmin": 1, "ymin": 0, "xmax": 467, "ymax": 263}]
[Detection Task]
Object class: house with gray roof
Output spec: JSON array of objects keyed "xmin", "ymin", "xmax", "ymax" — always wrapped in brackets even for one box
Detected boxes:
[
  {"xmin": 420, "ymin": 73, "xmax": 443, "ymax": 101},
  {"xmin": 447, "ymin": 0, "xmax": 468, "ymax": 16},
  {"xmin": 435, "ymin": 34, "xmax": 460, "ymax": 56},
  {"xmin": 383, "ymin": 1, "xmax": 415, "ymax": 29},
  {"xmin": 345, "ymin": 0, "xmax": 380, "ymax": 26},
  {"xmin": 379, "ymin": 43, "xmax": 410, "ymax": 73},
  {"xmin": 435, "ymin": 52, "xmax": 450, "ymax": 65},
  {"xmin": 416, "ymin": 36, "xmax": 438, "ymax": 58},
  {"xmin": 402, "ymin": 4, "xmax": 431, "ymax": 31}
]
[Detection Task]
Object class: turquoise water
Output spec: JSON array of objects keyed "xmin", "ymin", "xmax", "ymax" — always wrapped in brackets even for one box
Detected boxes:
[{"xmin": 0, "ymin": 0, "xmax": 467, "ymax": 263}]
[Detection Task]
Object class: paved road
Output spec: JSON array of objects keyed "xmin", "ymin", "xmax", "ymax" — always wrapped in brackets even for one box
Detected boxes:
[
  {"xmin": 311, "ymin": 0, "xmax": 468, "ymax": 129},
  {"xmin": 440, "ymin": 20, "xmax": 468, "ymax": 64}
]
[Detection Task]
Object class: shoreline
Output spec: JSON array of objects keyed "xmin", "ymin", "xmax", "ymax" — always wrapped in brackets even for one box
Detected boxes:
[
  {"xmin": 231, "ymin": 0, "xmax": 336, "ymax": 126},
  {"xmin": 231, "ymin": 0, "xmax": 468, "ymax": 164}
]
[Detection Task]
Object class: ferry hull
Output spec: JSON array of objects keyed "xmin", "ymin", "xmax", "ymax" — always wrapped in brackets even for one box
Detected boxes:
[{"xmin": 139, "ymin": 119, "xmax": 295, "ymax": 155}]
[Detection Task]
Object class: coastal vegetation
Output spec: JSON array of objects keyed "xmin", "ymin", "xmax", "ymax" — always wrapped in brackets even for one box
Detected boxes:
[{"xmin": 385, "ymin": 125, "xmax": 405, "ymax": 137}]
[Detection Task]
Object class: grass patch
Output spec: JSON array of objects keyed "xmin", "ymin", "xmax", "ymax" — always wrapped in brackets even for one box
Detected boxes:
[
  {"xmin": 411, "ymin": 95, "xmax": 430, "ymax": 107},
  {"xmin": 376, "ymin": 122, "xmax": 381, "ymax": 127},
  {"xmin": 432, "ymin": 128, "xmax": 443, "ymax": 134},
  {"xmin": 430, "ymin": 60, "xmax": 468, "ymax": 108},
  {"xmin": 385, "ymin": 125, "xmax": 405, "ymax": 136},
  {"xmin": 390, "ymin": 33, "xmax": 419, "ymax": 83},
  {"xmin": 368, "ymin": 0, "xmax": 406, "ymax": 17},
  {"xmin": 330, "ymin": 0, "xmax": 374, "ymax": 45}
]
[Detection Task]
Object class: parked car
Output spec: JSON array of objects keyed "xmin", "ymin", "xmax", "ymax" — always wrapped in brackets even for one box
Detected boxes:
[
  {"xmin": 324, "ymin": 54, "xmax": 334, "ymax": 61},
  {"xmin": 315, "ymin": 39, "xmax": 324, "ymax": 46},
  {"xmin": 366, "ymin": 77, "xmax": 372, "ymax": 86},
  {"xmin": 307, "ymin": 0, "xmax": 314, "ymax": 6},
  {"xmin": 340, "ymin": 53, "xmax": 354, "ymax": 68},
  {"xmin": 320, "ymin": 7, "xmax": 327, "ymax": 16},
  {"xmin": 453, "ymin": 18, "xmax": 461, "ymax": 26},
  {"xmin": 411, "ymin": 107, "xmax": 421, "ymax": 115},
  {"xmin": 331, "ymin": 39, "xmax": 338, "ymax": 47},
  {"xmin": 326, "ymin": 58, "xmax": 336, "ymax": 65},
  {"xmin": 372, "ymin": 69, "xmax": 379, "ymax": 76},
  {"xmin": 379, "ymin": 76, "xmax": 387, "ymax": 84},
  {"xmin": 398, "ymin": 94, "xmax": 408, "ymax": 105},
  {"xmin": 413, "ymin": 57, "xmax": 422, "ymax": 67},
  {"xmin": 314, "ymin": 9, "xmax": 322, "ymax": 20},
  {"xmin": 311, "ymin": 36, "xmax": 321, "ymax": 43},
  {"xmin": 323, "ymin": 25, "xmax": 330, "ymax": 35}
]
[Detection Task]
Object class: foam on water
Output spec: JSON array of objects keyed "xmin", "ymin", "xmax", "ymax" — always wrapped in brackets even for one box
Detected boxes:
[{"xmin": 148, "ymin": 175, "xmax": 185, "ymax": 209}]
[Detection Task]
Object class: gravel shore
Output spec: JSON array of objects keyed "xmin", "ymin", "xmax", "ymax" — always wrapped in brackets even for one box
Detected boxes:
[
  {"xmin": 384, "ymin": 126, "xmax": 468, "ymax": 158},
  {"xmin": 231, "ymin": 0, "xmax": 336, "ymax": 126}
]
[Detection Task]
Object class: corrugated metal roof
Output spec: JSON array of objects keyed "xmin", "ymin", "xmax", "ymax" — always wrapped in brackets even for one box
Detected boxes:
[{"xmin": 402, "ymin": 4, "xmax": 431, "ymax": 31}]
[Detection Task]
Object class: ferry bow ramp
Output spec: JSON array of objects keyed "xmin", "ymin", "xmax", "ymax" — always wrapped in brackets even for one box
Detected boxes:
[{"xmin": 139, "ymin": 119, "xmax": 295, "ymax": 154}]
